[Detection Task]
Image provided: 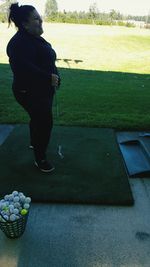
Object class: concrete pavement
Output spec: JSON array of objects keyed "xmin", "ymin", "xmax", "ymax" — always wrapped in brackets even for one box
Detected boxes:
[{"xmin": 0, "ymin": 125, "xmax": 150, "ymax": 267}]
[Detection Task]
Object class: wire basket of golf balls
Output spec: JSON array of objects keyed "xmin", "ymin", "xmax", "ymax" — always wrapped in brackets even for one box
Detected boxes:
[{"xmin": 0, "ymin": 191, "xmax": 31, "ymax": 239}]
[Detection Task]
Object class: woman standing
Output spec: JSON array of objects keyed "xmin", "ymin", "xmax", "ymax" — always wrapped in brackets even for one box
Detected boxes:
[{"xmin": 7, "ymin": 3, "xmax": 60, "ymax": 172}]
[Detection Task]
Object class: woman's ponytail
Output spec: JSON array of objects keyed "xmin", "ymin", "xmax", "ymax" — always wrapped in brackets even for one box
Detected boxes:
[{"xmin": 8, "ymin": 3, "xmax": 20, "ymax": 28}]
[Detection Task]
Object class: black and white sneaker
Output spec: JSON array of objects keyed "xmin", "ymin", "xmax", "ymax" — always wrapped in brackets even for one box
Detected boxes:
[{"xmin": 34, "ymin": 160, "xmax": 55, "ymax": 173}]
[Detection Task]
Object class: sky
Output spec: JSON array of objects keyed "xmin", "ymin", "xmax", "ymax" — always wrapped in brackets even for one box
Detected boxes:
[{"xmin": 18, "ymin": 0, "xmax": 150, "ymax": 16}]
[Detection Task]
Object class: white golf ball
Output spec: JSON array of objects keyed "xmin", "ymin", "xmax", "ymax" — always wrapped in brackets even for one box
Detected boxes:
[
  {"xmin": 20, "ymin": 195, "xmax": 26, "ymax": 203},
  {"xmin": 24, "ymin": 203, "xmax": 30, "ymax": 210},
  {"xmin": 9, "ymin": 214, "xmax": 16, "ymax": 221},
  {"xmin": 12, "ymin": 191, "xmax": 19, "ymax": 196},
  {"xmin": 4, "ymin": 201, "xmax": 9, "ymax": 206},
  {"xmin": 9, "ymin": 204, "xmax": 14, "ymax": 209},
  {"xmin": 13, "ymin": 208, "xmax": 19, "ymax": 215},
  {"xmin": 19, "ymin": 192, "xmax": 24, "ymax": 197},
  {"xmin": 9, "ymin": 208, "xmax": 14, "ymax": 214},
  {"xmin": 3, "ymin": 215, "xmax": 9, "ymax": 221},
  {"xmin": 4, "ymin": 195, "xmax": 9, "ymax": 201},
  {"xmin": 25, "ymin": 197, "xmax": 31, "ymax": 204},
  {"xmin": 8, "ymin": 194, "xmax": 14, "ymax": 201},
  {"xmin": 9, "ymin": 205, "xmax": 14, "ymax": 213},
  {"xmin": 13, "ymin": 196, "xmax": 20, "ymax": 202},
  {"xmin": 14, "ymin": 202, "xmax": 20, "ymax": 208}
]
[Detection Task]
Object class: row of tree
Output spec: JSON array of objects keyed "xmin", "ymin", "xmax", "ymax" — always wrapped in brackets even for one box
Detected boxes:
[
  {"xmin": 44, "ymin": 0, "xmax": 149, "ymax": 26},
  {"xmin": 0, "ymin": 0, "xmax": 149, "ymax": 26}
]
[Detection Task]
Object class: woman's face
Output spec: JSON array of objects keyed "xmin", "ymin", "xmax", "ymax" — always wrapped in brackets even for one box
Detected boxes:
[{"xmin": 23, "ymin": 9, "xmax": 43, "ymax": 37}]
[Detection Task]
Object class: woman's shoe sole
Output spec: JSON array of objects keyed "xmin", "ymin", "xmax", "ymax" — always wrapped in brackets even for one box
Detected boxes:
[{"xmin": 34, "ymin": 161, "xmax": 55, "ymax": 173}]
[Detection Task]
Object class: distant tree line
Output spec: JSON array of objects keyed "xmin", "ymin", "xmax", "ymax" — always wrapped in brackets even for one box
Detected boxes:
[
  {"xmin": 0, "ymin": 0, "xmax": 149, "ymax": 27},
  {"xmin": 43, "ymin": 0, "xmax": 150, "ymax": 27}
]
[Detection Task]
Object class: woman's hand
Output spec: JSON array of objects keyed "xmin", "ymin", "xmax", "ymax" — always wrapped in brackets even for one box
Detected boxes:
[{"xmin": 51, "ymin": 74, "xmax": 59, "ymax": 87}]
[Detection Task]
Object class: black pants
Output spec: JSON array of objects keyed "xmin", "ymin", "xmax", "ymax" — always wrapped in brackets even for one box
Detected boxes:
[{"xmin": 13, "ymin": 90, "xmax": 54, "ymax": 163}]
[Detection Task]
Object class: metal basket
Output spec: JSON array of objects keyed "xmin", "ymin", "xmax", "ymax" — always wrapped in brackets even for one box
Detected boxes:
[{"xmin": 0, "ymin": 213, "xmax": 29, "ymax": 239}]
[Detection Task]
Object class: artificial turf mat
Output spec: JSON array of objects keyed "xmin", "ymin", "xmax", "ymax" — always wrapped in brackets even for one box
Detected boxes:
[{"xmin": 0, "ymin": 125, "xmax": 134, "ymax": 205}]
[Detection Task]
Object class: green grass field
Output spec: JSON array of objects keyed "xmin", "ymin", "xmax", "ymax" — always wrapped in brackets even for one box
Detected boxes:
[{"xmin": 0, "ymin": 23, "xmax": 150, "ymax": 129}]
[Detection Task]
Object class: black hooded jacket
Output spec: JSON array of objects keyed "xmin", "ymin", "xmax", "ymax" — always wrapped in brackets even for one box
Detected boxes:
[{"xmin": 7, "ymin": 29, "xmax": 60, "ymax": 97}]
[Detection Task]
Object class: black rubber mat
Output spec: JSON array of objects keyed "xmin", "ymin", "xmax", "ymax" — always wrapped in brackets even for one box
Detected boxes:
[{"xmin": 0, "ymin": 125, "xmax": 134, "ymax": 205}]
